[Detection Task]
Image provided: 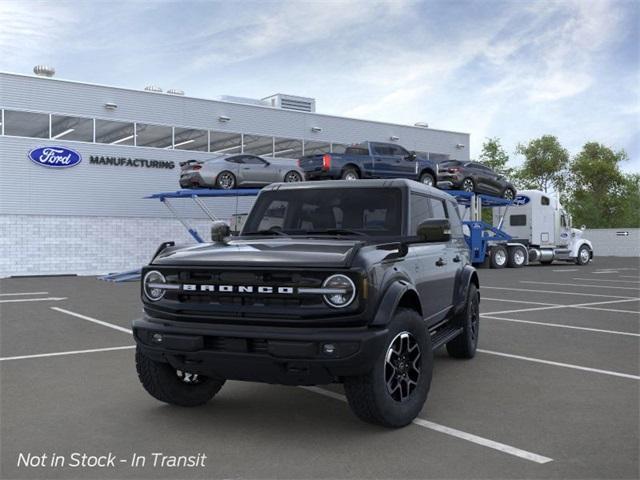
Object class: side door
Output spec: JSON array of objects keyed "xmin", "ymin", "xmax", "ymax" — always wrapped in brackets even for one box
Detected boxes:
[
  {"xmin": 370, "ymin": 143, "xmax": 396, "ymax": 178},
  {"xmin": 467, "ymin": 163, "xmax": 491, "ymax": 193},
  {"xmin": 406, "ymin": 193, "xmax": 453, "ymax": 323},
  {"xmin": 558, "ymin": 211, "xmax": 571, "ymax": 247},
  {"xmin": 389, "ymin": 144, "xmax": 418, "ymax": 179},
  {"xmin": 238, "ymin": 155, "xmax": 272, "ymax": 185}
]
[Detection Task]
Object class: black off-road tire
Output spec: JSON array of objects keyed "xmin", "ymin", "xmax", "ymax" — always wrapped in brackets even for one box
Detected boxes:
[
  {"xmin": 490, "ymin": 245, "xmax": 508, "ymax": 269},
  {"xmin": 135, "ymin": 347, "xmax": 225, "ymax": 407},
  {"xmin": 341, "ymin": 167, "xmax": 360, "ymax": 180},
  {"xmin": 344, "ymin": 308, "xmax": 433, "ymax": 428},
  {"xmin": 446, "ymin": 284, "xmax": 480, "ymax": 359}
]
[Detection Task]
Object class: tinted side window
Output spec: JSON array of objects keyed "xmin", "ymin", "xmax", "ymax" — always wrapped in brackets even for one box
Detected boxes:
[
  {"xmin": 390, "ymin": 145, "xmax": 409, "ymax": 157},
  {"xmin": 446, "ymin": 201, "xmax": 464, "ymax": 238},
  {"xmin": 345, "ymin": 147, "xmax": 369, "ymax": 156},
  {"xmin": 430, "ymin": 198, "xmax": 448, "ymax": 220},
  {"xmin": 242, "ymin": 156, "xmax": 266, "ymax": 165},
  {"xmin": 541, "ymin": 196, "xmax": 550, "ymax": 206},
  {"xmin": 410, "ymin": 194, "xmax": 432, "ymax": 234},
  {"xmin": 510, "ymin": 215, "xmax": 527, "ymax": 226},
  {"xmin": 226, "ymin": 156, "xmax": 244, "ymax": 164}
]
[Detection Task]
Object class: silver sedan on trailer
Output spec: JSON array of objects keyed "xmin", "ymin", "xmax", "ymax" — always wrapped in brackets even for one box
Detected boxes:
[{"xmin": 179, "ymin": 154, "xmax": 305, "ymax": 189}]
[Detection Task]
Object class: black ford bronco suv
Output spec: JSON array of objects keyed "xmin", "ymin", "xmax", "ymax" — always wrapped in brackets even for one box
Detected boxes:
[{"xmin": 133, "ymin": 179, "xmax": 480, "ymax": 427}]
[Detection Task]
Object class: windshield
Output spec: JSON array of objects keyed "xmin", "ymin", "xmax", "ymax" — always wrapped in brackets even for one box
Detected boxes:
[{"xmin": 242, "ymin": 188, "xmax": 403, "ymax": 237}]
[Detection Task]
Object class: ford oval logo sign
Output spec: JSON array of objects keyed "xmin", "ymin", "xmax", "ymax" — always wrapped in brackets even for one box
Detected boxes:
[
  {"xmin": 28, "ymin": 146, "xmax": 82, "ymax": 168},
  {"xmin": 513, "ymin": 195, "xmax": 530, "ymax": 206}
]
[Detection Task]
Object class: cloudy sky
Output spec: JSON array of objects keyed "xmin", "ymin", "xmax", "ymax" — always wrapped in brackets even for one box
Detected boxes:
[{"xmin": 1, "ymin": 0, "xmax": 638, "ymax": 171}]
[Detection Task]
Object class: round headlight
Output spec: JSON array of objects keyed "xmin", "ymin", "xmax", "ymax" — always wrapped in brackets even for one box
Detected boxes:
[
  {"xmin": 143, "ymin": 270, "xmax": 166, "ymax": 302},
  {"xmin": 322, "ymin": 274, "xmax": 356, "ymax": 308}
]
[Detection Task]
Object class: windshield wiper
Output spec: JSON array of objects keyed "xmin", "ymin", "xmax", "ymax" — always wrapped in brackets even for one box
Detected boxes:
[
  {"xmin": 243, "ymin": 229, "xmax": 289, "ymax": 236},
  {"xmin": 303, "ymin": 228, "xmax": 366, "ymax": 237}
]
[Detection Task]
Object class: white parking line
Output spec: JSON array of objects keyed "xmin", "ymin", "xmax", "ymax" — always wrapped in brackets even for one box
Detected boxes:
[
  {"xmin": 481, "ymin": 298, "xmax": 640, "ymax": 316},
  {"xmin": 0, "ymin": 297, "xmax": 67, "ymax": 304},
  {"xmin": 0, "ymin": 291, "xmax": 49, "ymax": 296},
  {"xmin": 483, "ymin": 297, "xmax": 557, "ymax": 307},
  {"xmin": 620, "ymin": 275, "xmax": 640, "ymax": 279},
  {"xmin": 483, "ymin": 286, "xmax": 637, "ymax": 299},
  {"xmin": 51, "ymin": 307, "xmax": 133, "ymax": 334},
  {"xmin": 0, "ymin": 345, "xmax": 135, "ymax": 362},
  {"xmin": 482, "ymin": 315, "xmax": 640, "ymax": 337},
  {"xmin": 301, "ymin": 386, "xmax": 553, "ymax": 464},
  {"xmin": 478, "ymin": 349, "xmax": 640, "ymax": 380},
  {"xmin": 573, "ymin": 278, "xmax": 640, "ymax": 284},
  {"xmin": 520, "ymin": 281, "xmax": 640, "ymax": 291},
  {"xmin": 552, "ymin": 269, "xmax": 579, "ymax": 272}
]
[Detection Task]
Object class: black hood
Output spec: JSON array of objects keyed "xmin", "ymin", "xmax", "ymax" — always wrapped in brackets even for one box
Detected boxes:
[{"xmin": 152, "ymin": 238, "xmax": 362, "ymax": 268}]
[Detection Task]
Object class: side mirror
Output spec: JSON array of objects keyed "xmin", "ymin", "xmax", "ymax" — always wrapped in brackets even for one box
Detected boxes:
[
  {"xmin": 416, "ymin": 219, "xmax": 451, "ymax": 243},
  {"xmin": 211, "ymin": 221, "xmax": 231, "ymax": 243},
  {"xmin": 581, "ymin": 224, "xmax": 586, "ymax": 231},
  {"xmin": 407, "ymin": 151, "xmax": 417, "ymax": 161}
]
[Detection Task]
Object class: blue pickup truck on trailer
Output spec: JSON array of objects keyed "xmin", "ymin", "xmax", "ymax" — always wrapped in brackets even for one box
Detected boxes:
[{"xmin": 298, "ymin": 141, "xmax": 439, "ymax": 187}]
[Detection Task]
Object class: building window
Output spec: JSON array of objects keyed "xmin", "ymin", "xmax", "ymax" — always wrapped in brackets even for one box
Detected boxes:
[
  {"xmin": 51, "ymin": 114, "xmax": 93, "ymax": 142},
  {"xmin": 173, "ymin": 127, "xmax": 208, "ymax": 151},
  {"xmin": 303, "ymin": 141, "xmax": 331, "ymax": 155},
  {"xmin": 210, "ymin": 131, "xmax": 242, "ymax": 154},
  {"xmin": 3, "ymin": 110, "xmax": 49, "ymax": 138},
  {"xmin": 135, "ymin": 123, "xmax": 173, "ymax": 148},
  {"xmin": 95, "ymin": 119, "xmax": 135, "ymax": 145},
  {"xmin": 331, "ymin": 143, "xmax": 348, "ymax": 154},
  {"xmin": 273, "ymin": 137, "xmax": 303, "ymax": 159},
  {"xmin": 243, "ymin": 134, "xmax": 274, "ymax": 156}
]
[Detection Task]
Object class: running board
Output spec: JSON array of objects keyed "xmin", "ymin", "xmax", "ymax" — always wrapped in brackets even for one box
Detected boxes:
[{"xmin": 430, "ymin": 326, "xmax": 463, "ymax": 350}]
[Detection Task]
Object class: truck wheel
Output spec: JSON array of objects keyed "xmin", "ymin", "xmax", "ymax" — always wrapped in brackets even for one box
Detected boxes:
[
  {"xmin": 135, "ymin": 347, "xmax": 225, "ymax": 407},
  {"xmin": 216, "ymin": 171, "xmax": 236, "ymax": 189},
  {"xmin": 490, "ymin": 245, "xmax": 507, "ymax": 269},
  {"xmin": 507, "ymin": 246, "xmax": 526, "ymax": 268},
  {"xmin": 284, "ymin": 170, "xmax": 303, "ymax": 182},
  {"xmin": 576, "ymin": 245, "xmax": 591, "ymax": 265},
  {"xmin": 344, "ymin": 308, "xmax": 433, "ymax": 428},
  {"xmin": 419, "ymin": 172, "xmax": 435, "ymax": 187},
  {"xmin": 446, "ymin": 284, "xmax": 479, "ymax": 359},
  {"xmin": 341, "ymin": 168, "xmax": 359, "ymax": 181},
  {"xmin": 503, "ymin": 188, "xmax": 516, "ymax": 201}
]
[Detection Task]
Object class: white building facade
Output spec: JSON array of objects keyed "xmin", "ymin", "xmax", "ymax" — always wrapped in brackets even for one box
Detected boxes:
[{"xmin": 0, "ymin": 72, "xmax": 470, "ymax": 277}]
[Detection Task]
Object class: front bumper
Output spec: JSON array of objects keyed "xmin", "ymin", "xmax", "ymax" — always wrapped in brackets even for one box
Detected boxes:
[{"xmin": 133, "ymin": 316, "xmax": 389, "ymax": 385}]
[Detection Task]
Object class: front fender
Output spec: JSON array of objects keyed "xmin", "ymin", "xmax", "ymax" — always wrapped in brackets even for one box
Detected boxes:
[
  {"xmin": 570, "ymin": 239, "xmax": 593, "ymax": 258},
  {"xmin": 371, "ymin": 280, "xmax": 420, "ymax": 327},
  {"xmin": 453, "ymin": 265, "xmax": 479, "ymax": 314}
]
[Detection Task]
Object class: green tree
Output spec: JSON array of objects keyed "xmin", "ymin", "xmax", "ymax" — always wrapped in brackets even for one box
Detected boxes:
[
  {"xmin": 516, "ymin": 135, "xmax": 569, "ymax": 193},
  {"xmin": 479, "ymin": 137, "xmax": 512, "ymax": 176},
  {"xmin": 565, "ymin": 142, "xmax": 638, "ymax": 228}
]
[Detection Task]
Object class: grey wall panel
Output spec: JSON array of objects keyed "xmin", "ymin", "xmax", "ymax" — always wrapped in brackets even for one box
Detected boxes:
[
  {"xmin": 1, "ymin": 72, "xmax": 470, "ymax": 160},
  {"xmin": 584, "ymin": 229, "xmax": 640, "ymax": 257},
  {"xmin": 0, "ymin": 137, "xmax": 256, "ymax": 218}
]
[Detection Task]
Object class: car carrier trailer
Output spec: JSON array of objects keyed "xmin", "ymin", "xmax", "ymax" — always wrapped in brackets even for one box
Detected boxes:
[{"xmin": 447, "ymin": 189, "xmax": 593, "ymax": 268}]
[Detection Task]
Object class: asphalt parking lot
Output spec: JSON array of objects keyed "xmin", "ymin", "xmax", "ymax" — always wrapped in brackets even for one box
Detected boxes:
[{"xmin": 1, "ymin": 256, "xmax": 638, "ymax": 479}]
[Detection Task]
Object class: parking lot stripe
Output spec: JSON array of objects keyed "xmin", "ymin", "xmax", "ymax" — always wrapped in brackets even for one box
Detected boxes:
[
  {"xmin": 483, "ymin": 297, "xmax": 558, "ymax": 306},
  {"xmin": 482, "ymin": 315, "xmax": 640, "ymax": 337},
  {"xmin": 0, "ymin": 291, "xmax": 49, "ymax": 296},
  {"xmin": 620, "ymin": 275, "xmax": 640, "ymax": 279},
  {"xmin": 483, "ymin": 286, "xmax": 637, "ymax": 299},
  {"xmin": 0, "ymin": 297, "xmax": 67, "ymax": 303},
  {"xmin": 477, "ymin": 349, "xmax": 640, "ymax": 380},
  {"xmin": 552, "ymin": 269, "xmax": 579, "ymax": 272},
  {"xmin": 0, "ymin": 345, "xmax": 135, "ymax": 362},
  {"xmin": 520, "ymin": 281, "xmax": 640, "ymax": 291},
  {"xmin": 51, "ymin": 307, "xmax": 133, "ymax": 334},
  {"xmin": 301, "ymin": 386, "xmax": 553, "ymax": 464},
  {"xmin": 482, "ymin": 298, "xmax": 640, "ymax": 316},
  {"xmin": 572, "ymin": 278, "xmax": 640, "ymax": 284}
]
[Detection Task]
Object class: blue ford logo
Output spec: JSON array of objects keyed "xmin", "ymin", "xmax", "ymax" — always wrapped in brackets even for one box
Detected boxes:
[
  {"xmin": 28, "ymin": 146, "xmax": 82, "ymax": 168},
  {"xmin": 513, "ymin": 195, "xmax": 530, "ymax": 206}
]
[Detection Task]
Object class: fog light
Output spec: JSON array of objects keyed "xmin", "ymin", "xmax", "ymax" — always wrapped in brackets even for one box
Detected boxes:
[
  {"xmin": 152, "ymin": 333, "xmax": 163, "ymax": 344},
  {"xmin": 323, "ymin": 343, "xmax": 336, "ymax": 355}
]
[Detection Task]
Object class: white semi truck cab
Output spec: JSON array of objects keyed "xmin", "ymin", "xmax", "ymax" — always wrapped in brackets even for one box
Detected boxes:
[{"xmin": 492, "ymin": 190, "xmax": 593, "ymax": 265}]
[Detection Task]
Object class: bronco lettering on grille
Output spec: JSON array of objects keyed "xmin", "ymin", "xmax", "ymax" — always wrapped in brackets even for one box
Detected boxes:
[{"xmin": 182, "ymin": 284, "xmax": 295, "ymax": 294}]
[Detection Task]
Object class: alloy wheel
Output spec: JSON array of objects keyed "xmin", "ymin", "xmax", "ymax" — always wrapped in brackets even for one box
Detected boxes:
[
  {"xmin": 384, "ymin": 332, "xmax": 421, "ymax": 402},
  {"xmin": 344, "ymin": 172, "xmax": 358, "ymax": 181},
  {"xmin": 469, "ymin": 293, "xmax": 479, "ymax": 341},
  {"xmin": 504, "ymin": 189, "xmax": 515, "ymax": 200},
  {"xmin": 285, "ymin": 171, "xmax": 302, "ymax": 182},
  {"xmin": 421, "ymin": 175, "xmax": 434, "ymax": 186},
  {"xmin": 218, "ymin": 172, "xmax": 235, "ymax": 189},
  {"xmin": 176, "ymin": 370, "xmax": 203, "ymax": 385},
  {"xmin": 513, "ymin": 248, "xmax": 525, "ymax": 265},
  {"xmin": 462, "ymin": 179, "xmax": 474, "ymax": 192},
  {"xmin": 580, "ymin": 247, "xmax": 590, "ymax": 264}
]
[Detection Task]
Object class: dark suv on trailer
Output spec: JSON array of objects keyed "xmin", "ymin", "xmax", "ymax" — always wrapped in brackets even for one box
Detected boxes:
[
  {"xmin": 133, "ymin": 179, "xmax": 480, "ymax": 427},
  {"xmin": 437, "ymin": 160, "xmax": 516, "ymax": 200}
]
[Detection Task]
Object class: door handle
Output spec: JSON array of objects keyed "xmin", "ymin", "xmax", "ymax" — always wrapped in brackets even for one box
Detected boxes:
[
  {"xmin": 436, "ymin": 257, "xmax": 447, "ymax": 267},
  {"xmin": 242, "ymin": 167, "xmax": 250, "ymax": 170},
  {"xmin": 453, "ymin": 255, "xmax": 461, "ymax": 263}
]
